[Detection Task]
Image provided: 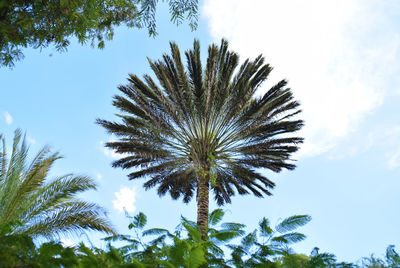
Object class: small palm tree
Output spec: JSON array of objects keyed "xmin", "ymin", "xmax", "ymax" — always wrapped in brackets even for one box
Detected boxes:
[
  {"xmin": 228, "ymin": 215, "xmax": 311, "ymax": 267},
  {"xmin": 98, "ymin": 39, "xmax": 303, "ymax": 239},
  {"xmin": 104, "ymin": 209, "xmax": 245, "ymax": 267},
  {"xmin": 0, "ymin": 130, "xmax": 115, "ymax": 239}
]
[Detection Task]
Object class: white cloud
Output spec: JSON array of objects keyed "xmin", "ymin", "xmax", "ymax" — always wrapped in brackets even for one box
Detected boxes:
[
  {"xmin": 113, "ymin": 186, "xmax": 137, "ymax": 213},
  {"xmin": 96, "ymin": 173, "xmax": 103, "ymax": 181},
  {"xmin": 388, "ymin": 151, "xmax": 400, "ymax": 169},
  {"xmin": 60, "ymin": 238, "xmax": 75, "ymax": 247},
  {"xmin": 4, "ymin": 112, "xmax": 13, "ymax": 125},
  {"xmin": 27, "ymin": 136, "xmax": 36, "ymax": 145},
  {"xmin": 327, "ymin": 125, "xmax": 400, "ymax": 168},
  {"xmin": 100, "ymin": 140, "xmax": 121, "ymax": 159},
  {"xmin": 381, "ymin": 126, "xmax": 400, "ymax": 169},
  {"xmin": 203, "ymin": 0, "xmax": 400, "ymax": 157}
]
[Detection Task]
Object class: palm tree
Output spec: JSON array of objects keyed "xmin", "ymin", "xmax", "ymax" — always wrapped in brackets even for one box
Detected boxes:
[
  {"xmin": 0, "ymin": 130, "xmax": 116, "ymax": 239},
  {"xmin": 97, "ymin": 39, "xmax": 304, "ymax": 239}
]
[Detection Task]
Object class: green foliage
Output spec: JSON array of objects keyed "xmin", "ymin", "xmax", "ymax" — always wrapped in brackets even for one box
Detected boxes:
[
  {"xmin": 130, "ymin": 212, "xmax": 148, "ymax": 229},
  {"xmin": 0, "ymin": 234, "xmax": 36, "ymax": 267},
  {"xmin": 0, "ymin": 209, "xmax": 399, "ymax": 267},
  {"xmin": 386, "ymin": 245, "xmax": 400, "ymax": 267},
  {"xmin": 0, "ymin": 234, "xmax": 78, "ymax": 268},
  {"xmin": 102, "ymin": 209, "xmax": 246, "ymax": 267},
  {"xmin": 0, "ymin": 0, "xmax": 199, "ymax": 67},
  {"xmin": 101, "ymin": 210, "xmax": 313, "ymax": 267},
  {"xmin": 227, "ymin": 215, "xmax": 311, "ymax": 267},
  {"xmin": 360, "ymin": 254, "xmax": 388, "ymax": 268},
  {"xmin": 0, "ymin": 129, "xmax": 116, "ymax": 239},
  {"xmin": 209, "ymin": 209, "xmax": 225, "ymax": 226},
  {"xmin": 276, "ymin": 215, "xmax": 312, "ymax": 233},
  {"xmin": 278, "ymin": 253, "xmax": 310, "ymax": 268},
  {"xmin": 306, "ymin": 247, "xmax": 337, "ymax": 267}
]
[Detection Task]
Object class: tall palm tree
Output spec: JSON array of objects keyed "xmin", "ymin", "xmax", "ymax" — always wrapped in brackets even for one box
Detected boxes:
[
  {"xmin": 97, "ymin": 39, "xmax": 304, "ymax": 239},
  {"xmin": 0, "ymin": 130, "xmax": 116, "ymax": 239}
]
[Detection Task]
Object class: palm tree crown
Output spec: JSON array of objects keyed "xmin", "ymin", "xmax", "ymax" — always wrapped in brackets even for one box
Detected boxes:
[
  {"xmin": 0, "ymin": 130, "xmax": 116, "ymax": 239},
  {"xmin": 98, "ymin": 39, "xmax": 303, "ymax": 238}
]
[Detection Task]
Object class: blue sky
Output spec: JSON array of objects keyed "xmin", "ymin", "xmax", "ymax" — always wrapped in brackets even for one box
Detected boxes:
[{"xmin": 1, "ymin": 0, "xmax": 400, "ymax": 263}]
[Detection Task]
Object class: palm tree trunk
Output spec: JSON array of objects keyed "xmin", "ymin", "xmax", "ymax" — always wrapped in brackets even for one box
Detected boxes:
[{"xmin": 197, "ymin": 173, "xmax": 209, "ymax": 240}]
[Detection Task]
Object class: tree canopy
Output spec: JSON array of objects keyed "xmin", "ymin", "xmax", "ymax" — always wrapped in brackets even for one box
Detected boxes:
[{"xmin": 0, "ymin": 0, "xmax": 198, "ymax": 67}]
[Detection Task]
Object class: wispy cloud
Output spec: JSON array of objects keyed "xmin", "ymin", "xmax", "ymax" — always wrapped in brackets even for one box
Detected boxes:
[
  {"xmin": 327, "ymin": 125, "xmax": 400, "ymax": 168},
  {"xmin": 27, "ymin": 136, "xmax": 36, "ymax": 145},
  {"xmin": 96, "ymin": 173, "xmax": 103, "ymax": 181},
  {"xmin": 381, "ymin": 126, "xmax": 400, "ymax": 169},
  {"xmin": 4, "ymin": 112, "xmax": 13, "ymax": 125},
  {"xmin": 203, "ymin": 0, "xmax": 400, "ymax": 158},
  {"xmin": 99, "ymin": 140, "xmax": 120, "ymax": 159},
  {"xmin": 113, "ymin": 186, "xmax": 137, "ymax": 213},
  {"xmin": 60, "ymin": 238, "xmax": 75, "ymax": 247},
  {"xmin": 388, "ymin": 151, "xmax": 400, "ymax": 169}
]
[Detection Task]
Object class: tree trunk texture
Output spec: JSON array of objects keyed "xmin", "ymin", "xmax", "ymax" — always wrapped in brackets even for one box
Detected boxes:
[{"xmin": 197, "ymin": 172, "xmax": 209, "ymax": 240}]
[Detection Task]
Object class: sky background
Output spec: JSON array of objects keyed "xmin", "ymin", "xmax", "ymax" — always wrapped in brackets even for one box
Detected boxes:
[{"xmin": 1, "ymin": 0, "xmax": 400, "ymax": 263}]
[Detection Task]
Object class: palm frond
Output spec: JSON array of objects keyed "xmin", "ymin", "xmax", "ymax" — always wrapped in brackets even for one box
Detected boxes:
[
  {"xmin": 208, "ymin": 209, "xmax": 225, "ymax": 226},
  {"xmin": 276, "ymin": 215, "xmax": 312, "ymax": 234},
  {"xmin": 129, "ymin": 212, "xmax": 147, "ymax": 229},
  {"xmin": 0, "ymin": 130, "xmax": 116, "ymax": 239},
  {"xmin": 272, "ymin": 232, "xmax": 307, "ymax": 245}
]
